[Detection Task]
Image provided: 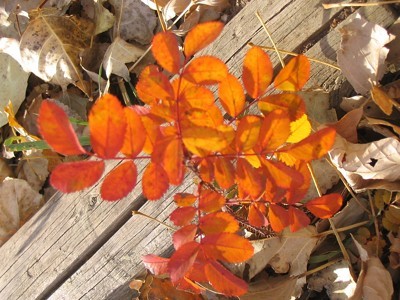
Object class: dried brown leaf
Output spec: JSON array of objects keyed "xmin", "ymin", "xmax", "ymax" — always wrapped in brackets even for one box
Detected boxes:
[
  {"xmin": 388, "ymin": 233, "xmax": 400, "ymax": 269},
  {"xmin": 240, "ymin": 275, "xmax": 297, "ymax": 300}
]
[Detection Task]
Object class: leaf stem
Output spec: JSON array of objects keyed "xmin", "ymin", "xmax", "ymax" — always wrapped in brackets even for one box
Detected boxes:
[
  {"xmin": 367, "ymin": 190, "xmax": 381, "ymax": 256},
  {"xmin": 154, "ymin": 0, "xmax": 167, "ymax": 32},
  {"xmin": 323, "ymin": 0, "xmax": 400, "ymax": 9},
  {"xmin": 317, "ymin": 220, "xmax": 370, "ymax": 237},
  {"xmin": 132, "ymin": 211, "xmax": 176, "ymax": 230},
  {"xmin": 248, "ymin": 42, "xmax": 341, "ymax": 71},
  {"xmin": 303, "ymin": 258, "xmax": 342, "ymax": 276}
]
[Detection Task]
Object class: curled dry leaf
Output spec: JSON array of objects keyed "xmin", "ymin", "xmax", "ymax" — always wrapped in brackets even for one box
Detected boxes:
[
  {"xmin": 337, "ymin": 13, "xmax": 394, "ymax": 95},
  {"xmin": 329, "ymin": 135, "xmax": 400, "ymax": 192},
  {"xmin": 20, "ymin": 12, "xmax": 94, "ymax": 95},
  {"xmin": 388, "ymin": 233, "xmax": 400, "ymax": 269},
  {"xmin": 17, "ymin": 150, "xmax": 49, "ymax": 192},
  {"xmin": 0, "ymin": 178, "xmax": 43, "ymax": 247},
  {"xmin": 240, "ymin": 275, "xmax": 297, "ymax": 300}
]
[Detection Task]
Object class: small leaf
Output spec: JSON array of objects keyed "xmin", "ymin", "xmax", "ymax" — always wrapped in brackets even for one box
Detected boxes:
[
  {"xmin": 274, "ymin": 55, "xmax": 310, "ymax": 91},
  {"xmin": 288, "ymin": 206, "xmax": 310, "ymax": 232},
  {"xmin": 121, "ymin": 106, "xmax": 146, "ymax": 157},
  {"xmin": 258, "ymin": 109, "xmax": 290, "ymax": 151},
  {"xmin": 199, "ymin": 189, "xmax": 226, "ymax": 213},
  {"xmin": 142, "ymin": 162, "xmax": 169, "ymax": 200},
  {"xmin": 305, "ymin": 194, "xmax": 343, "ymax": 219},
  {"xmin": 173, "ymin": 224, "xmax": 198, "ymax": 250},
  {"xmin": 38, "ymin": 100, "xmax": 86, "ymax": 155},
  {"xmin": 258, "ymin": 93, "xmax": 306, "ymax": 121},
  {"xmin": 182, "ymin": 56, "xmax": 228, "ymax": 85},
  {"xmin": 263, "ymin": 159, "xmax": 303, "ymax": 190},
  {"xmin": 174, "ymin": 193, "xmax": 197, "ymax": 207},
  {"xmin": 170, "ymin": 206, "xmax": 197, "ymax": 227},
  {"xmin": 214, "ymin": 158, "xmax": 235, "ymax": 189},
  {"xmin": 371, "ymin": 85, "xmax": 393, "ymax": 115},
  {"xmin": 184, "ymin": 21, "xmax": 224, "ymax": 57},
  {"xmin": 248, "ymin": 202, "xmax": 268, "ymax": 228},
  {"xmin": 201, "ymin": 233, "xmax": 253, "ymax": 263},
  {"xmin": 235, "ymin": 115, "xmax": 262, "ymax": 152},
  {"xmin": 236, "ymin": 158, "xmax": 264, "ymax": 199},
  {"xmin": 286, "ymin": 114, "xmax": 312, "ymax": 143},
  {"xmin": 218, "ymin": 73, "xmax": 245, "ymax": 117},
  {"xmin": 136, "ymin": 65, "xmax": 174, "ymax": 104},
  {"xmin": 50, "ymin": 161, "xmax": 104, "ymax": 193},
  {"xmin": 142, "ymin": 254, "xmax": 170, "ymax": 275},
  {"xmin": 199, "ymin": 212, "xmax": 239, "ymax": 235},
  {"xmin": 242, "ymin": 46, "xmax": 273, "ymax": 98},
  {"xmin": 204, "ymin": 260, "xmax": 248, "ymax": 296},
  {"xmin": 100, "ymin": 160, "xmax": 137, "ymax": 201},
  {"xmin": 168, "ymin": 241, "xmax": 200, "ymax": 283},
  {"xmin": 268, "ymin": 204, "xmax": 289, "ymax": 232},
  {"xmin": 152, "ymin": 31, "xmax": 181, "ymax": 73},
  {"xmin": 89, "ymin": 94, "xmax": 126, "ymax": 158}
]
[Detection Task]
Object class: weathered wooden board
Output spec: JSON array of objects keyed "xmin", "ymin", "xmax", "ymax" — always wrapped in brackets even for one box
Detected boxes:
[{"xmin": 0, "ymin": 1, "xmax": 397, "ymax": 299}]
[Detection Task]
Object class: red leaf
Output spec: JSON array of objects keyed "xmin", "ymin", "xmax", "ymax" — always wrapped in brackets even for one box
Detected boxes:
[
  {"xmin": 170, "ymin": 207, "xmax": 197, "ymax": 227},
  {"xmin": 305, "ymin": 194, "xmax": 343, "ymax": 219},
  {"xmin": 142, "ymin": 162, "xmax": 169, "ymax": 200},
  {"xmin": 214, "ymin": 157, "xmax": 235, "ymax": 189},
  {"xmin": 263, "ymin": 159, "xmax": 303, "ymax": 190},
  {"xmin": 174, "ymin": 193, "xmax": 197, "ymax": 207},
  {"xmin": 184, "ymin": 21, "xmax": 224, "ymax": 57},
  {"xmin": 89, "ymin": 94, "xmax": 126, "ymax": 158},
  {"xmin": 136, "ymin": 65, "xmax": 174, "ymax": 104},
  {"xmin": 274, "ymin": 55, "xmax": 310, "ymax": 91},
  {"xmin": 201, "ymin": 233, "xmax": 253, "ymax": 263},
  {"xmin": 236, "ymin": 158, "xmax": 264, "ymax": 199},
  {"xmin": 242, "ymin": 46, "xmax": 273, "ymax": 98},
  {"xmin": 218, "ymin": 73, "xmax": 245, "ymax": 117},
  {"xmin": 38, "ymin": 100, "xmax": 86, "ymax": 155},
  {"xmin": 173, "ymin": 224, "xmax": 198, "ymax": 250},
  {"xmin": 142, "ymin": 254, "xmax": 169, "ymax": 275},
  {"xmin": 121, "ymin": 106, "xmax": 146, "ymax": 157},
  {"xmin": 258, "ymin": 109, "xmax": 290, "ymax": 151},
  {"xmin": 204, "ymin": 260, "xmax": 248, "ymax": 296},
  {"xmin": 198, "ymin": 189, "xmax": 225, "ymax": 213},
  {"xmin": 258, "ymin": 93, "xmax": 306, "ymax": 121},
  {"xmin": 168, "ymin": 241, "xmax": 200, "ymax": 283},
  {"xmin": 248, "ymin": 202, "xmax": 268, "ymax": 228},
  {"xmin": 182, "ymin": 56, "xmax": 228, "ymax": 85},
  {"xmin": 285, "ymin": 161, "xmax": 311, "ymax": 204},
  {"xmin": 268, "ymin": 204, "xmax": 289, "ymax": 232},
  {"xmin": 235, "ymin": 115, "xmax": 262, "ymax": 152},
  {"xmin": 100, "ymin": 161, "xmax": 137, "ymax": 201},
  {"xmin": 152, "ymin": 31, "xmax": 181, "ymax": 73},
  {"xmin": 199, "ymin": 212, "xmax": 239, "ymax": 235},
  {"xmin": 50, "ymin": 160, "xmax": 104, "ymax": 192},
  {"xmin": 288, "ymin": 206, "xmax": 310, "ymax": 232}
]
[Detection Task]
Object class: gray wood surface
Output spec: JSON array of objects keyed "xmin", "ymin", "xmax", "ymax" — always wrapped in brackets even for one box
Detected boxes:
[{"xmin": 0, "ymin": 1, "xmax": 397, "ymax": 299}]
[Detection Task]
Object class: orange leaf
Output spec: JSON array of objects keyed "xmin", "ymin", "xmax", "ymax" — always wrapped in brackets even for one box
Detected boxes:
[
  {"xmin": 100, "ymin": 160, "xmax": 137, "ymax": 201},
  {"xmin": 152, "ymin": 131, "xmax": 185, "ymax": 185},
  {"xmin": 204, "ymin": 260, "xmax": 248, "ymax": 296},
  {"xmin": 170, "ymin": 207, "xmax": 197, "ymax": 227},
  {"xmin": 288, "ymin": 206, "xmax": 310, "ymax": 232},
  {"xmin": 274, "ymin": 55, "xmax": 310, "ymax": 91},
  {"xmin": 278, "ymin": 127, "xmax": 336, "ymax": 165},
  {"xmin": 218, "ymin": 73, "xmax": 245, "ymax": 117},
  {"xmin": 182, "ymin": 124, "xmax": 234, "ymax": 157},
  {"xmin": 199, "ymin": 212, "xmax": 239, "ymax": 235},
  {"xmin": 89, "ymin": 94, "xmax": 126, "ymax": 158},
  {"xmin": 285, "ymin": 161, "xmax": 311, "ymax": 204},
  {"xmin": 248, "ymin": 202, "xmax": 268, "ymax": 228},
  {"xmin": 50, "ymin": 161, "xmax": 104, "ymax": 193},
  {"xmin": 258, "ymin": 109, "xmax": 290, "ymax": 151},
  {"xmin": 263, "ymin": 159, "xmax": 303, "ymax": 190},
  {"xmin": 174, "ymin": 193, "xmax": 197, "ymax": 207},
  {"xmin": 242, "ymin": 46, "xmax": 273, "ymax": 98},
  {"xmin": 168, "ymin": 241, "xmax": 200, "ymax": 283},
  {"xmin": 198, "ymin": 158, "xmax": 214, "ymax": 183},
  {"xmin": 214, "ymin": 157, "xmax": 235, "ymax": 189},
  {"xmin": 152, "ymin": 31, "xmax": 181, "ymax": 73},
  {"xmin": 258, "ymin": 93, "xmax": 306, "ymax": 121},
  {"xmin": 136, "ymin": 65, "xmax": 174, "ymax": 104},
  {"xmin": 182, "ymin": 56, "xmax": 228, "ymax": 85},
  {"xmin": 235, "ymin": 115, "xmax": 262, "ymax": 152},
  {"xmin": 236, "ymin": 158, "xmax": 264, "ymax": 199},
  {"xmin": 268, "ymin": 204, "xmax": 289, "ymax": 232},
  {"xmin": 140, "ymin": 113, "xmax": 163, "ymax": 154},
  {"xmin": 199, "ymin": 189, "xmax": 225, "ymax": 213},
  {"xmin": 142, "ymin": 162, "xmax": 169, "ymax": 200},
  {"xmin": 173, "ymin": 224, "xmax": 198, "ymax": 250},
  {"xmin": 142, "ymin": 254, "xmax": 169, "ymax": 275},
  {"xmin": 121, "ymin": 106, "xmax": 146, "ymax": 157},
  {"xmin": 178, "ymin": 85, "xmax": 215, "ymax": 108},
  {"xmin": 38, "ymin": 100, "xmax": 86, "ymax": 155},
  {"xmin": 305, "ymin": 194, "xmax": 343, "ymax": 219},
  {"xmin": 182, "ymin": 106, "xmax": 224, "ymax": 128},
  {"xmin": 201, "ymin": 233, "xmax": 253, "ymax": 263},
  {"xmin": 184, "ymin": 21, "xmax": 224, "ymax": 57}
]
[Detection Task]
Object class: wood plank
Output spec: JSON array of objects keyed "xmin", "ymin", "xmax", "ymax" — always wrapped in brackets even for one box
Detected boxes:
[{"xmin": 49, "ymin": 2, "xmax": 397, "ymax": 300}]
